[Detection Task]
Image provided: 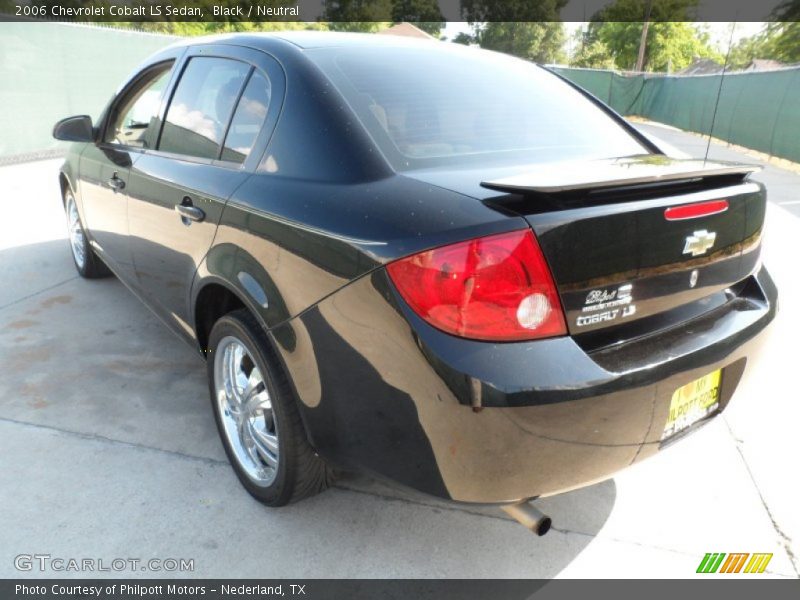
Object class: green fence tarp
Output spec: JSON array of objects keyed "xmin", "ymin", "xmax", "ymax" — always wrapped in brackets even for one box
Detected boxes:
[
  {"xmin": 1, "ymin": 22, "xmax": 177, "ymax": 161},
  {"xmin": 553, "ymin": 65, "xmax": 800, "ymax": 164}
]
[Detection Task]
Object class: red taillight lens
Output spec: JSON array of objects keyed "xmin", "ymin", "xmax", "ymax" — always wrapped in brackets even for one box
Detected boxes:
[
  {"xmin": 386, "ymin": 229, "xmax": 567, "ymax": 341},
  {"xmin": 664, "ymin": 199, "xmax": 729, "ymax": 221}
]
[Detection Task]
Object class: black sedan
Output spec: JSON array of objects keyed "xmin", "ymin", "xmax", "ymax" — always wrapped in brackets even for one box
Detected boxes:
[{"xmin": 53, "ymin": 32, "xmax": 776, "ymax": 525}]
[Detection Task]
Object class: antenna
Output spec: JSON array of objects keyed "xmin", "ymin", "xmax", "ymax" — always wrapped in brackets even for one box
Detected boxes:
[{"xmin": 705, "ymin": 21, "xmax": 737, "ymax": 165}]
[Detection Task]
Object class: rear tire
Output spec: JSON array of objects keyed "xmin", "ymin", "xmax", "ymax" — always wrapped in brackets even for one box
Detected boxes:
[
  {"xmin": 207, "ymin": 309, "xmax": 333, "ymax": 506},
  {"xmin": 64, "ymin": 189, "xmax": 111, "ymax": 279}
]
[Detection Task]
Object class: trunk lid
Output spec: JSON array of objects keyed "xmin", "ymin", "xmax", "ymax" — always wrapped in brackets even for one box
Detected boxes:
[
  {"xmin": 404, "ymin": 154, "xmax": 766, "ymax": 338},
  {"xmin": 481, "ymin": 155, "xmax": 765, "ymax": 336}
]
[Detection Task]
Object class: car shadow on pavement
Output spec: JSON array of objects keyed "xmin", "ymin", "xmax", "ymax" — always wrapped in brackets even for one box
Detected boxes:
[{"xmin": 0, "ymin": 239, "xmax": 616, "ymax": 578}]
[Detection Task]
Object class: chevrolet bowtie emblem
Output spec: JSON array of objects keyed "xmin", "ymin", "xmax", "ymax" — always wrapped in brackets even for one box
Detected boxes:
[{"xmin": 683, "ymin": 230, "xmax": 717, "ymax": 257}]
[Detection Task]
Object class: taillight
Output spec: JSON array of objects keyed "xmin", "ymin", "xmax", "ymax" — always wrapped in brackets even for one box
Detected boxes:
[
  {"xmin": 664, "ymin": 199, "xmax": 729, "ymax": 221},
  {"xmin": 386, "ymin": 229, "xmax": 567, "ymax": 341}
]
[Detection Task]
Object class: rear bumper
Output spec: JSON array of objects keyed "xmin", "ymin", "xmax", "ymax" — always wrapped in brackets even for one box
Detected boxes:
[{"xmin": 271, "ymin": 265, "xmax": 777, "ymax": 504}]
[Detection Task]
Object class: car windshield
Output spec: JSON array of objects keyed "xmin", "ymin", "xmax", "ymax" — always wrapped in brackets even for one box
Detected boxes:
[{"xmin": 307, "ymin": 44, "xmax": 647, "ymax": 170}]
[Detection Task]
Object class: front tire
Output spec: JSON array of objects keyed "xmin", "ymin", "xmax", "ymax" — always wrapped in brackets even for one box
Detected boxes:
[
  {"xmin": 64, "ymin": 190, "xmax": 111, "ymax": 279},
  {"xmin": 207, "ymin": 309, "xmax": 332, "ymax": 506}
]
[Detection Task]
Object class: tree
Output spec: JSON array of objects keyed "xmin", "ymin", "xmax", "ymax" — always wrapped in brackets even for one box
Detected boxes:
[
  {"xmin": 591, "ymin": 0, "xmax": 700, "ymax": 22},
  {"xmin": 570, "ymin": 29, "xmax": 615, "ymax": 68},
  {"xmin": 322, "ymin": 0, "xmax": 392, "ymax": 32},
  {"xmin": 592, "ymin": 21, "xmax": 720, "ymax": 71},
  {"xmin": 728, "ymin": 27, "xmax": 770, "ymax": 69},
  {"xmin": 323, "ymin": 0, "xmax": 444, "ymax": 36},
  {"xmin": 455, "ymin": 0, "xmax": 567, "ymax": 64},
  {"xmin": 390, "ymin": 0, "xmax": 444, "ymax": 36},
  {"xmin": 728, "ymin": 2, "xmax": 800, "ymax": 67},
  {"xmin": 460, "ymin": 0, "xmax": 568, "ymax": 22},
  {"xmin": 452, "ymin": 32, "xmax": 475, "ymax": 46},
  {"xmin": 584, "ymin": 0, "xmax": 721, "ymax": 71},
  {"xmin": 473, "ymin": 22, "xmax": 566, "ymax": 64}
]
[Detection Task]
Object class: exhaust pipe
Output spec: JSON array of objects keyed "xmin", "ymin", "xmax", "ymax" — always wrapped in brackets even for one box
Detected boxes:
[{"xmin": 501, "ymin": 501, "xmax": 552, "ymax": 536}]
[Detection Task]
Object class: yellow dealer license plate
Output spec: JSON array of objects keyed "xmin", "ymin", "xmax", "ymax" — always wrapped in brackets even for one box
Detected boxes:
[{"xmin": 662, "ymin": 370, "xmax": 721, "ymax": 440}]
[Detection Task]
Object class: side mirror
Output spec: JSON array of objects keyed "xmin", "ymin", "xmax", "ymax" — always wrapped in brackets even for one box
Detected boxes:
[{"xmin": 53, "ymin": 115, "xmax": 94, "ymax": 142}]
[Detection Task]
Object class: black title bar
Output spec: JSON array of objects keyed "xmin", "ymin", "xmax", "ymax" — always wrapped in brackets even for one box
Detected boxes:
[
  {"xmin": 4, "ymin": 580, "xmax": 800, "ymax": 600},
  {"xmin": 1, "ymin": 0, "xmax": 798, "ymax": 23}
]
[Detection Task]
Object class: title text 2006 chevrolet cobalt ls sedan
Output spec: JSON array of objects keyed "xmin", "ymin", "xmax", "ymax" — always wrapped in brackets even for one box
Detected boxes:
[{"xmin": 54, "ymin": 33, "xmax": 776, "ymax": 517}]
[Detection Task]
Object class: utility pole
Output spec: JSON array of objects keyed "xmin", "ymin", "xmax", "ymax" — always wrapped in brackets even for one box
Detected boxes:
[{"xmin": 635, "ymin": 0, "xmax": 653, "ymax": 71}]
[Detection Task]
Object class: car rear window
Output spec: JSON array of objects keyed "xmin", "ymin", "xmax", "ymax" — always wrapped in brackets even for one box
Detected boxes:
[{"xmin": 307, "ymin": 44, "xmax": 646, "ymax": 170}]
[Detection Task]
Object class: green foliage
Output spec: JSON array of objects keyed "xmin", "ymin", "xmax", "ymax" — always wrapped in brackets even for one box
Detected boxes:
[
  {"xmin": 323, "ymin": 0, "xmax": 444, "ymax": 35},
  {"xmin": 728, "ymin": 3, "xmax": 800, "ymax": 68},
  {"xmin": 473, "ymin": 22, "xmax": 566, "ymax": 64},
  {"xmin": 773, "ymin": 0, "xmax": 800, "ymax": 20},
  {"xmin": 453, "ymin": 1, "xmax": 567, "ymax": 63},
  {"xmin": 460, "ymin": 0, "xmax": 568, "ymax": 22},
  {"xmin": 767, "ymin": 22, "xmax": 800, "ymax": 63},
  {"xmin": 646, "ymin": 22, "xmax": 721, "ymax": 71},
  {"xmin": 570, "ymin": 32, "xmax": 616, "ymax": 69},
  {"xmin": 729, "ymin": 24, "xmax": 800, "ymax": 68},
  {"xmin": 581, "ymin": 0, "xmax": 720, "ymax": 71},
  {"xmin": 390, "ymin": 0, "xmax": 444, "ymax": 36},
  {"xmin": 325, "ymin": 22, "xmax": 391, "ymax": 33},
  {"xmin": 452, "ymin": 32, "xmax": 475, "ymax": 46},
  {"xmin": 590, "ymin": 0, "xmax": 700, "ymax": 22},
  {"xmin": 322, "ymin": 0, "xmax": 393, "ymax": 33},
  {"xmin": 727, "ymin": 27, "xmax": 769, "ymax": 69}
]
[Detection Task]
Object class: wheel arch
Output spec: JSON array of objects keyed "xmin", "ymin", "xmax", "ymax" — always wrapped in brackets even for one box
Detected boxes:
[
  {"xmin": 192, "ymin": 274, "xmax": 322, "ymax": 454},
  {"xmin": 58, "ymin": 171, "xmax": 74, "ymax": 206},
  {"xmin": 192, "ymin": 279, "xmax": 250, "ymax": 357}
]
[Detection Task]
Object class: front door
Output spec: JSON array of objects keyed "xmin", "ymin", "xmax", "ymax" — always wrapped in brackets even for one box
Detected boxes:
[
  {"xmin": 126, "ymin": 46, "xmax": 277, "ymax": 341},
  {"xmin": 80, "ymin": 62, "xmax": 174, "ymax": 281}
]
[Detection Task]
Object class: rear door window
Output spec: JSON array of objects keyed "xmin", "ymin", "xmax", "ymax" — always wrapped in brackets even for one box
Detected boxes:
[
  {"xmin": 221, "ymin": 71, "xmax": 272, "ymax": 164},
  {"xmin": 158, "ymin": 57, "xmax": 250, "ymax": 160}
]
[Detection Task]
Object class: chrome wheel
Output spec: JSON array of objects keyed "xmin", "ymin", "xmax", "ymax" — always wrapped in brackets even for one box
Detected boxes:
[
  {"xmin": 214, "ymin": 336, "xmax": 279, "ymax": 487},
  {"xmin": 66, "ymin": 194, "xmax": 86, "ymax": 269}
]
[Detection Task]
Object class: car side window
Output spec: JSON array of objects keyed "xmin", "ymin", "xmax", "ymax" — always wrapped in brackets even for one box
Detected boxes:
[
  {"xmin": 105, "ymin": 63, "xmax": 173, "ymax": 148},
  {"xmin": 220, "ymin": 71, "xmax": 272, "ymax": 164},
  {"xmin": 158, "ymin": 57, "xmax": 250, "ymax": 160}
]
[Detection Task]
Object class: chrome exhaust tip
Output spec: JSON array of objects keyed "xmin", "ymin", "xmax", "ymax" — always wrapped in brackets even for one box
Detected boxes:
[{"xmin": 501, "ymin": 501, "xmax": 552, "ymax": 536}]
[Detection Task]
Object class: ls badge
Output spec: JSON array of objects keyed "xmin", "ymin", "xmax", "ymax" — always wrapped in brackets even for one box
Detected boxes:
[
  {"xmin": 576, "ymin": 283, "xmax": 637, "ymax": 327},
  {"xmin": 683, "ymin": 230, "xmax": 716, "ymax": 257}
]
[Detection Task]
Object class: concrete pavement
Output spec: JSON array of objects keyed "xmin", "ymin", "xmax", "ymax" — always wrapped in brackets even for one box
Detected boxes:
[{"xmin": 0, "ymin": 125, "xmax": 797, "ymax": 578}]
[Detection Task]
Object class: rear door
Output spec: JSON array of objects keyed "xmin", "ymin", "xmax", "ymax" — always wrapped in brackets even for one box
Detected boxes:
[{"xmin": 126, "ymin": 45, "xmax": 281, "ymax": 340}]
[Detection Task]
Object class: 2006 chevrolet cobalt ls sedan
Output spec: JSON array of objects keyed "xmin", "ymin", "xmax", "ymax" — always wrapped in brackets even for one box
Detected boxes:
[{"xmin": 53, "ymin": 32, "xmax": 776, "ymax": 517}]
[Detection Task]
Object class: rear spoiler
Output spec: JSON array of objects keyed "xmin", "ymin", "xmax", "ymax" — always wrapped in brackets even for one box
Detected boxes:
[{"xmin": 480, "ymin": 155, "xmax": 760, "ymax": 194}]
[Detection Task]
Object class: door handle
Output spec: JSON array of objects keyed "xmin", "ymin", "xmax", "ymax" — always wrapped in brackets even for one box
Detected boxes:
[
  {"xmin": 175, "ymin": 197, "xmax": 205, "ymax": 224},
  {"xmin": 108, "ymin": 173, "xmax": 126, "ymax": 192}
]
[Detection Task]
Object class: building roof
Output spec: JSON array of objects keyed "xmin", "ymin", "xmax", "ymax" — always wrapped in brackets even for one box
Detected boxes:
[
  {"xmin": 677, "ymin": 58, "xmax": 724, "ymax": 76},
  {"xmin": 743, "ymin": 59, "xmax": 786, "ymax": 71},
  {"xmin": 377, "ymin": 23, "xmax": 436, "ymax": 40}
]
